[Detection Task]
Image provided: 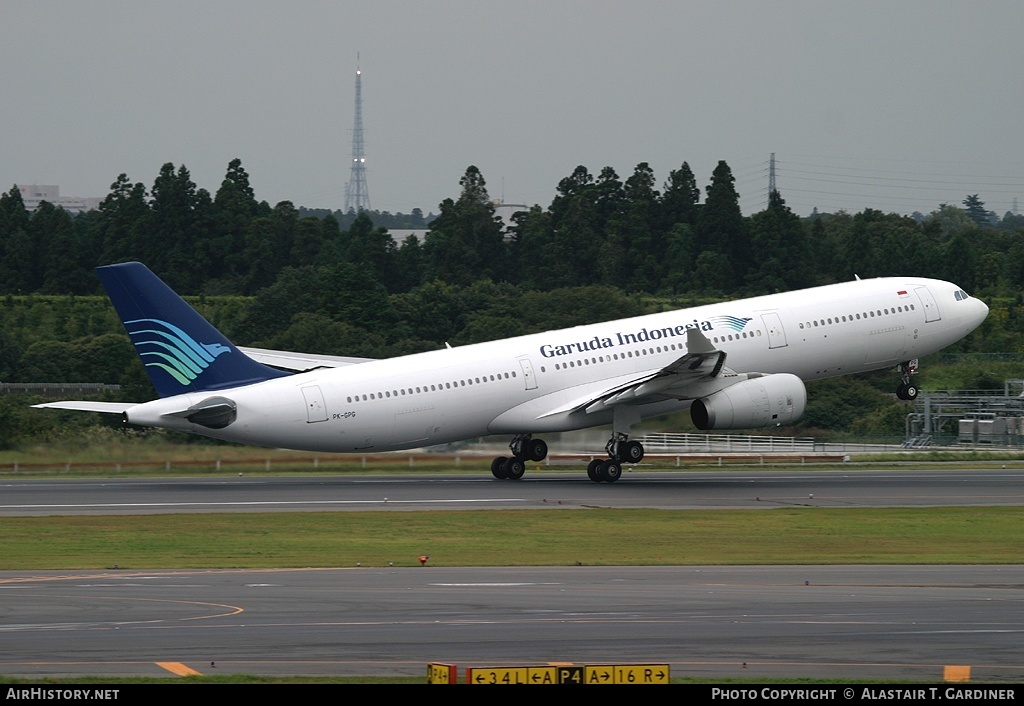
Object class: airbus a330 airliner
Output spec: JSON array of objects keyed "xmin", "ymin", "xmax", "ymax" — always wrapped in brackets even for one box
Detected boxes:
[{"xmin": 36, "ymin": 263, "xmax": 988, "ymax": 482}]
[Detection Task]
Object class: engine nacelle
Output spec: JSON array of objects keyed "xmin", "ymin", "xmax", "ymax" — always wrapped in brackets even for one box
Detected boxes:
[{"xmin": 690, "ymin": 373, "xmax": 806, "ymax": 430}]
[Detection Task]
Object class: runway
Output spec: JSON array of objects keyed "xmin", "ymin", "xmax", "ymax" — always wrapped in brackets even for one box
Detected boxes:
[
  {"xmin": 1, "ymin": 565, "xmax": 1022, "ymax": 682},
  {"xmin": 1, "ymin": 468, "xmax": 1022, "ymax": 681},
  {"xmin": 3, "ymin": 467, "xmax": 1024, "ymax": 516}
]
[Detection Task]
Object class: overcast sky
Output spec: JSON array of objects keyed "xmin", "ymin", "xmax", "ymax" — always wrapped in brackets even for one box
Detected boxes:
[{"xmin": 4, "ymin": 1, "xmax": 1023, "ymax": 217}]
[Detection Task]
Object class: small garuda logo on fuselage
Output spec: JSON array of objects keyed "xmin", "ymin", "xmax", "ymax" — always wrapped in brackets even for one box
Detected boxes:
[{"xmin": 708, "ymin": 315, "xmax": 753, "ymax": 332}]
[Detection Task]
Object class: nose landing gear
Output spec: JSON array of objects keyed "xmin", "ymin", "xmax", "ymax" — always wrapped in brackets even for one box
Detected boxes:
[{"xmin": 896, "ymin": 360, "xmax": 919, "ymax": 400}]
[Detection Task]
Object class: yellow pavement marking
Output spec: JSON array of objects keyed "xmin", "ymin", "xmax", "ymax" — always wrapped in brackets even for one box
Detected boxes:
[{"xmin": 157, "ymin": 662, "xmax": 203, "ymax": 676}]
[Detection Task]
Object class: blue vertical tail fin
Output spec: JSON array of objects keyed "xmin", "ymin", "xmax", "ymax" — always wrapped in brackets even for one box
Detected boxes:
[{"xmin": 98, "ymin": 262, "xmax": 290, "ymax": 398}]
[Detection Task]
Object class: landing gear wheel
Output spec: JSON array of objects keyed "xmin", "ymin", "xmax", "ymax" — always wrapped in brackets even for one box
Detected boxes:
[
  {"xmin": 587, "ymin": 458, "xmax": 603, "ymax": 482},
  {"xmin": 504, "ymin": 457, "xmax": 526, "ymax": 480},
  {"xmin": 491, "ymin": 456, "xmax": 509, "ymax": 479},
  {"xmin": 526, "ymin": 438, "xmax": 548, "ymax": 462},
  {"xmin": 896, "ymin": 382, "xmax": 919, "ymax": 401},
  {"xmin": 598, "ymin": 460, "xmax": 622, "ymax": 483},
  {"xmin": 896, "ymin": 360, "xmax": 919, "ymax": 401},
  {"xmin": 621, "ymin": 440, "xmax": 644, "ymax": 464}
]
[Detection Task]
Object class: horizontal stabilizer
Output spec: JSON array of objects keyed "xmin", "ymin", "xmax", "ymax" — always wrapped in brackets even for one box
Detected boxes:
[
  {"xmin": 32, "ymin": 401, "xmax": 129, "ymax": 414},
  {"xmin": 238, "ymin": 347, "xmax": 375, "ymax": 372}
]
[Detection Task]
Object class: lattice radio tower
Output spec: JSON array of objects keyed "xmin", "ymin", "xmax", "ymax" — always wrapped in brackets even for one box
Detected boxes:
[
  {"xmin": 768, "ymin": 152, "xmax": 777, "ymax": 195},
  {"xmin": 344, "ymin": 56, "xmax": 371, "ymax": 212}
]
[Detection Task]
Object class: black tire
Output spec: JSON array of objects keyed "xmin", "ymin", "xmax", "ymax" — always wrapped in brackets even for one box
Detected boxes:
[
  {"xmin": 504, "ymin": 457, "xmax": 526, "ymax": 480},
  {"xmin": 904, "ymin": 384, "xmax": 919, "ymax": 400},
  {"xmin": 527, "ymin": 438, "xmax": 548, "ymax": 462},
  {"xmin": 622, "ymin": 440, "xmax": 644, "ymax": 463},
  {"xmin": 491, "ymin": 456, "xmax": 509, "ymax": 479},
  {"xmin": 587, "ymin": 459, "xmax": 603, "ymax": 482},
  {"xmin": 599, "ymin": 460, "xmax": 622, "ymax": 483}
]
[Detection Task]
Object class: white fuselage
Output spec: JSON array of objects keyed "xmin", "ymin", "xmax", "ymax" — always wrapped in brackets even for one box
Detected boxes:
[{"xmin": 125, "ymin": 277, "xmax": 988, "ymax": 452}]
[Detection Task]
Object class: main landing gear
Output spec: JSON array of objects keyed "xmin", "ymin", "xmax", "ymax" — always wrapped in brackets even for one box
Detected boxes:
[
  {"xmin": 586, "ymin": 433, "xmax": 645, "ymax": 483},
  {"xmin": 491, "ymin": 434, "xmax": 548, "ymax": 480},
  {"xmin": 896, "ymin": 359, "xmax": 920, "ymax": 401},
  {"xmin": 490, "ymin": 431, "xmax": 646, "ymax": 483}
]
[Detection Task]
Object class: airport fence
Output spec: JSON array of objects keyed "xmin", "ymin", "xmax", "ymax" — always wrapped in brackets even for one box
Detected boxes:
[{"xmin": 635, "ymin": 432, "xmax": 816, "ymax": 453}]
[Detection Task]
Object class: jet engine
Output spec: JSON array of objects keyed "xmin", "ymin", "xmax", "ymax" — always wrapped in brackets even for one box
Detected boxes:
[{"xmin": 690, "ymin": 373, "xmax": 806, "ymax": 430}]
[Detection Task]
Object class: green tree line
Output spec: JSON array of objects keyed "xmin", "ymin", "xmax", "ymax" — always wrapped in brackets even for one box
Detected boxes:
[{"xmin": 5, "ymin": 158, "xmax": 1024, "ymax": 299}]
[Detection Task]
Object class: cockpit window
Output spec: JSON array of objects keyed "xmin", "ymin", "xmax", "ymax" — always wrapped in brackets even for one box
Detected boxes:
[{"xmin": 954, "ymin": 290, "xmax": 970, "ymax": 301}]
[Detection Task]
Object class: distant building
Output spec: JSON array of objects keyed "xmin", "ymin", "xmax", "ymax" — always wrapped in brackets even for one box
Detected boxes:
[
  {"xmin": 389, "ymin": 202, "xmax": 528, "ymax": 244},
  {"xmin": 492, "ymin": 200, "xmax": 529, "ymax": 231},
  {"xmin": 389, "ymin": 228, "xmax": 429, "ymax": 244},
  {"xmin": 17, "ymin": 185, "xmax": 102, "ymax": 214}
]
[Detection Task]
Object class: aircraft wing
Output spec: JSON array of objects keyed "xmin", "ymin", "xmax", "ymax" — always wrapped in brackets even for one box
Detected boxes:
[
  {"xmin": 538, "ymin": 328, "xmax": 732, "ymax": 418},
  {"xmin": 237, "ymin": 347, "xmax": 376, "ymax": 372}
]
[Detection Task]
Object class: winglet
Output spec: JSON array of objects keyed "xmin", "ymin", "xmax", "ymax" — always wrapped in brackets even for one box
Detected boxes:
[{"xmin": 97, "ymin": 262, "xmax": 290, "ymax": 398}]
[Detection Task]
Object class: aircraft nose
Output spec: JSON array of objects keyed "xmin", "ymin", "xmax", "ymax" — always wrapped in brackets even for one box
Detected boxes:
[{"xmin": 972, "ymin": 296, "xmax": 989, "ymax": 327}]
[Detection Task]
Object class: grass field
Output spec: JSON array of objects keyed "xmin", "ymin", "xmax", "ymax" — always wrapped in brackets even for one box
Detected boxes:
[
  {"xmin": 2, "ymin": 506, "xmax": 1022, "ymax": 570},
  {"xmin": 3, "ymin": 444, "xmax": 1024, "ymax": 569}
]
